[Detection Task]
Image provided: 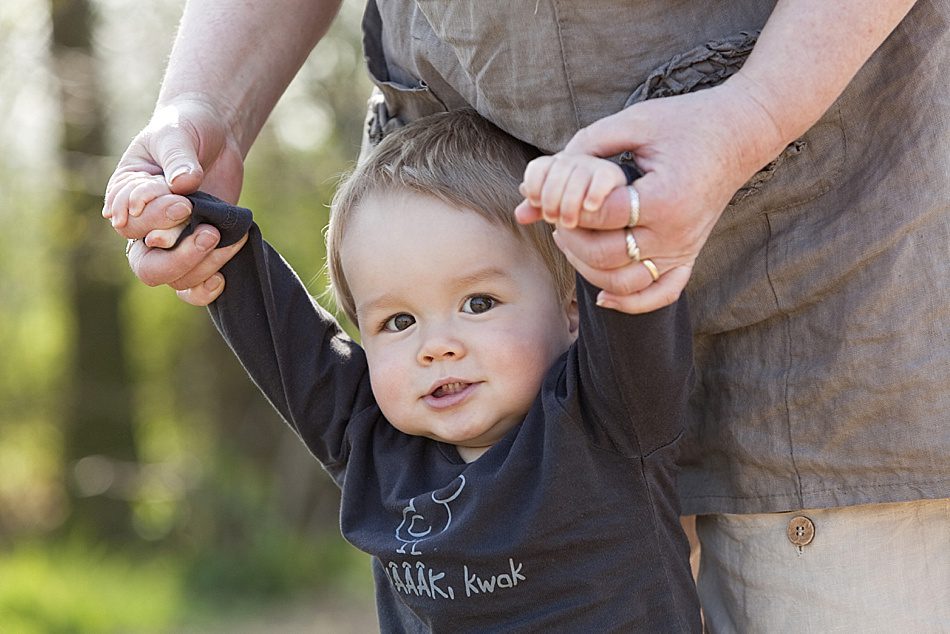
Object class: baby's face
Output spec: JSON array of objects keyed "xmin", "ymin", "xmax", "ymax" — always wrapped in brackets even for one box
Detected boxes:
[{"xmin": 342, "ymin": 191, "xmax": 576, "ymax": 462}]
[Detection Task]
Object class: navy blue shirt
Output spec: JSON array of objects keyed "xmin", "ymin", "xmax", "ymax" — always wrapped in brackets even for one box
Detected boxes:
[{"xmin": 198, "ymin": 194, "xmax": 701, "ymax": 632}]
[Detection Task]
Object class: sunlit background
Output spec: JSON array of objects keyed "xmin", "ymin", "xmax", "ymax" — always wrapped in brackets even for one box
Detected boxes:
[{"xmin": 0, "ymin": 1, "xmax": 379, "ymax": 630}]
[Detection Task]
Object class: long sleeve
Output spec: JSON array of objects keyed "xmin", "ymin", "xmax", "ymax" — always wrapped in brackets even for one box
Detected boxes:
[
  {"xmin": 195, "ymin": 195, "xmax": 375, "ymax": 478},
  {"xmin": 569, "ymin": 275, "xmax": 694, "ymax": 457}
]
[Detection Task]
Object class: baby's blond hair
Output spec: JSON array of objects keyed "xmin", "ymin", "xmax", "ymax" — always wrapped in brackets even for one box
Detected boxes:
[{"xmin": 327, "ymin": 109, "xmax": 574, "ymax": 326}]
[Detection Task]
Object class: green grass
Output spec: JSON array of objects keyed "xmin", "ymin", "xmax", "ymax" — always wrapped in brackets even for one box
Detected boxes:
[
  {"xmin": 0, "ymin": 534, "xmax": 372, "ymax": 633},
  {"xmin": 0, "ymin": 540, "xmax": 181, "ymax": 633}
]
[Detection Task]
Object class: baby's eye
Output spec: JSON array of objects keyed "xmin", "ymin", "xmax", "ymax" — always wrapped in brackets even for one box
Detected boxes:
[
  {"xmin": 462, "ymin": 295, "xmax": 496, "ymax": 314},
  {"xmin": 383, "ymin": 313, "xmax": 415, "ymax": 332}
]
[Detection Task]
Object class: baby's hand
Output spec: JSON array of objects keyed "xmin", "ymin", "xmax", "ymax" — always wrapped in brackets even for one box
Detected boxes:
[
  {"xmin": 518, "ymin": 153, "xmax": 627, "ymax": 228},
  {"xmin": 103, "ymin": 171, "xmax": 192, "ymax": 245}
]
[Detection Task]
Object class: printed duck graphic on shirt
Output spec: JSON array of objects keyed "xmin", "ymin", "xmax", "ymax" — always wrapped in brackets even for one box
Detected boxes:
[
  {"xmin": 386, "ymin": 474, "xmax": 526, "ymax": 601},
  {"xmin": 395, "ymin": 475, "xmax": 466, "ymax": 555}
]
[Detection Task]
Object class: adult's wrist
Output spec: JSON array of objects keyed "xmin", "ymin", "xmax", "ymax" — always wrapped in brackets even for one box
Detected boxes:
[{"xmin": 707, "ymin": 76, "xmax": 790, "ymax": 186}]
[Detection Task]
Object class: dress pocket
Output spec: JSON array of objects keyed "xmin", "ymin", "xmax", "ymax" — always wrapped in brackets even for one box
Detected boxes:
[
  {"xmin": 361, "ymin": 0, "xmax": 448, "ymax": 146},
  {"xmin": 623, "ymin": 31, "xmax": 845, "ymax": 219}
]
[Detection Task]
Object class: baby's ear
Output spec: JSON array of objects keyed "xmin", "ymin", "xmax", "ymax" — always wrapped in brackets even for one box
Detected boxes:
[{"xmin": 566, "ymin": 295, "xmax": 580, "ymax": 337}]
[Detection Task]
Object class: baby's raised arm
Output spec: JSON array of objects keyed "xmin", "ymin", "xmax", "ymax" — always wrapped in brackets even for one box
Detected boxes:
[{"xmin": 519, "ymin": 153, "xmax": 627, "ymax": 229}]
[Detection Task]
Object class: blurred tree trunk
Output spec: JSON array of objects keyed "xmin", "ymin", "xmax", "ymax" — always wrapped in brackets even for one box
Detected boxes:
[{"xmin": 50, "ymin": 0, "xmax": 137, "ymax": 540}]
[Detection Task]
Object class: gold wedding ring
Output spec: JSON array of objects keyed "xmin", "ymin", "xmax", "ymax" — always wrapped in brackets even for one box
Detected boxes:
[
  {"xmin": 642, "ymin": 258, "xmax": 659, "ymax": 282},
  {"xmin": 626, "ymin": 185, "xmax": 640, "ymax": 227},
  {"xmin": 624, "ymin": 228, "xmax": 641, "ymax": 262}
]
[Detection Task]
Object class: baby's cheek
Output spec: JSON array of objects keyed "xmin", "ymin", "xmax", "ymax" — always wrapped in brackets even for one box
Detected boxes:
[
  {"xmin": 366, "ymin": 357, "xmax": 409, "ymax": 422},
  {"xmin": 499, "ymin": 339, "xmax": 553, "ymax": 395}
]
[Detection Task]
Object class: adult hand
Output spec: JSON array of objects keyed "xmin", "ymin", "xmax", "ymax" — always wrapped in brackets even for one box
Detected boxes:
[
  {"xmin": 516, "ymin": 76, "xmax": 785, "ymax": 314},
  {"xmin": 104, "ymin": 97, "xmax": 246, "ymax": 305}
]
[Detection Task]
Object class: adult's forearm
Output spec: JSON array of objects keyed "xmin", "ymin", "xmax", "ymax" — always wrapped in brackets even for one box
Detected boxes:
[
  {"xmin": 157, "ymin": 0, "xmax": 342, "ymax": 156},
  {"xmin": 732, "ymin": 0, "xmax": 917, "ymax": 157}
]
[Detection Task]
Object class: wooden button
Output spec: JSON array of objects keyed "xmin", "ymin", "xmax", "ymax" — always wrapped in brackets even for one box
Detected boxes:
[{"xmin": 787, "ymin": 515, "xmax": 815, "ymax": 547}]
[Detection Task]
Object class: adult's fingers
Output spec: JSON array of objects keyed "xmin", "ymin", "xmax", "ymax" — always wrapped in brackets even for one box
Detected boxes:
[
  {"xmin": 553, "ymin": 225, "xmax": 658, "ymax": 272},
  {"xmin": 575, "ymin": 182, "xmax": 647, "ymax": 231},
  {"xmin": 144, "ymin": 223, "xmax": 190, "ymax": 249},
  {"xmin": 153, "ymin": 100, "xmax": 248, "ymax": 203},
  {"xmin": 146, "ymin": 105, "xmax": 205, "ymax": 194},
  {"xmin": 595, "ymin": 265, "xmax": 693, "ymax": 315},
  {"xmin": 556, "ymin": 239, "xmax": 656, "ymax": 298},
  {"xmin": 118, "ymin": 194, "xmax": 193, "ymax": 239},
  {"xmin": 516, "ymin": 180, "xmax": 646, "ymax": 232},
  {"xmin": 128, "ymin": 224, "xmax": 221, "ymax": 287},
  {"xmin": 167, "ymin": 233, "xmax": 247, "ymax": 291},
  {"xmin": 176, "ymin": 274, "xmax": 226, "ymax": 307},
  {"xmin": 563, "ymin": 109, "xmax": 642, "ymax": 159}
]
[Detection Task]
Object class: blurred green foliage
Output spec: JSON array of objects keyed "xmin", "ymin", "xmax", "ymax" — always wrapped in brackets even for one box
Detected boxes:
[
  {"xmin": 0, "ymin": 531, "xmax": 370, "ymax": 632},
  {"xmin": 0, "ymin": 0, "xmax": 377, "ymax": 629},
  {"xmin": 0, "ymin": 541, "xmax": 181, "ymax": 632}
]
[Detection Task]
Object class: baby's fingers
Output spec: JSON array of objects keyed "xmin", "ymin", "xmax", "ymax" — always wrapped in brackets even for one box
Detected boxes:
[
  {"xmin": 119, "ymin": 193, "xmax": 192, "ymax": 239},
  {"xmin": 582, "ymin": 163, "xmax": 627, "ymax": 214},
  {"xmin": 520, "ymin": 155, "xmax": 556, "ymax": 207},
  {"xmin": 514, "ymin": 198, "xmax": 543, "ymax": 225},
  {"xmin": 105, "ymin": 172, "xmax": 166, "ymax": 229},
  {"xmin": 103, "ymin": 170, "xmax": 148, "ymax": 218},
  {"xmin": 128, "ymin": 177, "xmax": 173, "ymax": 218},
  {"xmin": 144, "ymin": 223, "xmax": 189, "ymax": 249},
  {"xmin": 104, "ymin": 175, "xmax": 137, "ymax": 228},
  {"xmin": 538, "ymin": 157, "xmax": 577, "ymax": 224},
  {"xmin": 556, "ymin": 166, "xmax": 593, "ymax": 229}
]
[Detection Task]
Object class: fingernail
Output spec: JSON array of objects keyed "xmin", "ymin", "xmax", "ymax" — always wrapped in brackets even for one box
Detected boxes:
[
  {"xmin": 596, "ymin": 293, "xmax": 615, "ymax": 309},
  {"xmin": 196, "ymin": 231, "xmax": 217, "ymax": 250},
  {"xmin": 167, "ymin": 202, "xmax": 190, "ymax": 221},
  {"xmin": 168, "ymin": 164, "xmax": 194, "ymax": 185},
  {"xmin": 204, "ymin": 275, "xmax": 222, "ymax": 291}
]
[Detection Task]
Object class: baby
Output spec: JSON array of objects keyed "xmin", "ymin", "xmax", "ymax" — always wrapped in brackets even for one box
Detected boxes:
[{"xmin": 109, "ymin": 110, "xmax": 700, "ymax": 632}]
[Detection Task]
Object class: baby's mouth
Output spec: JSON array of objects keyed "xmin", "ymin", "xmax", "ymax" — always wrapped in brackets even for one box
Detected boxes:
[
  {"xmin": 431, "ymin": 381, "xmax": 468, "ymax": 398},
  {"xmin": 423, "ymin": 379, "xmax": 480, "ymax": 409}
]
